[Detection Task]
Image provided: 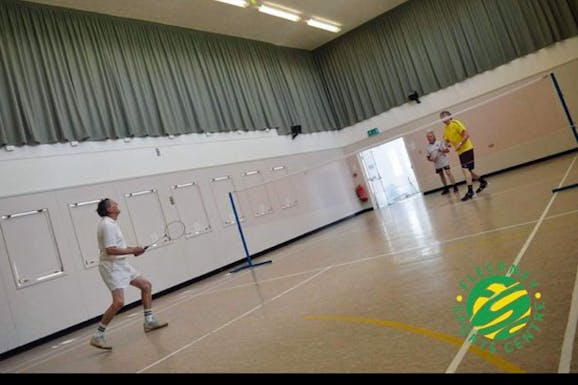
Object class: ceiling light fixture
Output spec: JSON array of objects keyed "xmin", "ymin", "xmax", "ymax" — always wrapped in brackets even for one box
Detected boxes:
[
  {"xmin": 306, "ymin": 18, "xmax": 341, "ymax": 33},
  {"xmin": 214, "ymin": 1, "xmax": 342, "ymax": 33},
  {"xmin": 258, "ymin": 4, "xmax": 301, "ymax": 22},
  {"xmin": 214, "ymin": 0, "xmax": 249, "ymax": 8}
]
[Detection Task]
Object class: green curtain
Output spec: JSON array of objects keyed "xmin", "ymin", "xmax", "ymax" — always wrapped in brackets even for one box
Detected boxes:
[
  {"xmin": 1, "ymin": 0, "xmax": 577, "ymax": 146},
  {"xmin": 0, "ymin": 0, "xmax": 337, "ymax": 146},
  {"xmin": 314, "ymin": 0, "xmax": 578, "ymax": 128}
]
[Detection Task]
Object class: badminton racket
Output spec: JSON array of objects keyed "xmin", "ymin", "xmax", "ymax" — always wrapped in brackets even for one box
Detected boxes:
[{"xmin": 144, "ymin": 220, "xmax": 186, "ymax": 250}]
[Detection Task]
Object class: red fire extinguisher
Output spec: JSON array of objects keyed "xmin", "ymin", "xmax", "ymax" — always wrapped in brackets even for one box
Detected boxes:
[{"xmin": 355, "ymin": 184, "xmax": 368, "ymax": 202}]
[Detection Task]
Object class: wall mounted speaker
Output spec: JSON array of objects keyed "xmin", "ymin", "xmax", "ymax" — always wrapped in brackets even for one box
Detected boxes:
[
  {"xmin": 408, "ymin": 90, "xmax": 421, "ymax": 104},
  {"xmin": 291, "ymin": 125, "xmax": 302, "ymax": 140}
]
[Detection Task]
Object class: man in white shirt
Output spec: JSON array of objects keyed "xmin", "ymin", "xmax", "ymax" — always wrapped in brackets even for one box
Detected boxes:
[
  {"xmin": 426, "ymin": 130, "xmax": 459, "ymax": 195},
  {"xmin": 90, "ymin": 198, "xmax": 168, "ymax": 350}
]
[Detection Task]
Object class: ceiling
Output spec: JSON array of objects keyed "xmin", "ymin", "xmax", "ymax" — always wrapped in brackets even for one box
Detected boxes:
[{"xmin": 23, "ymin": 0, "xmax": 408, "ymax": 50}]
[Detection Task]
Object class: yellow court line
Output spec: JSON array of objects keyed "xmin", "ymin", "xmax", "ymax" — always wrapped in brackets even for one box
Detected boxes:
[{"xmin": 305, "ymin": 315, "xmax": 525, "ymax": 373}]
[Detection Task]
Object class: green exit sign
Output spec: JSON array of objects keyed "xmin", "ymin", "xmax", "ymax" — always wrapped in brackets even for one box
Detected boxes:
[{"xmin": 367, "ymin": 128, "xmax": 379, "ymax": 137}]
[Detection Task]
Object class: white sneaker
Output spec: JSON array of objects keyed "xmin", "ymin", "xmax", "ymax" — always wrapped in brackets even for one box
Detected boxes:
[
  {"xmin": 144, "ymin": 319, "xmax": 168, "ymax": 333},
  {"xmin": 90, "ymin": 335, "xmax": 112, "ymax": 350}
]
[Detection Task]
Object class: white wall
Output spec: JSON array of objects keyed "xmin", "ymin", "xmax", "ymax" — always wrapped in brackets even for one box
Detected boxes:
[
  {"xmin": 0, "ymin": 129, "xmax": 347, "ymax": 199},
  {"xmin": 0, "ymin": 147, "xmax": 365, "ymax": 354}
]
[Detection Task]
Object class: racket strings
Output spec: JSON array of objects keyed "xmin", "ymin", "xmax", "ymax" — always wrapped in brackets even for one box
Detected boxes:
[{"xmin": 144, "ymin": 221, "xmax": 186, "ymax": 250}]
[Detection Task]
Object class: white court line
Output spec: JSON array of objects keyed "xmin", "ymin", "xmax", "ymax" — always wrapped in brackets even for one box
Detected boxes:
[
  {"xmin": 559, "ymin": 266, "xmax": 578, "ymax": 373},
  {"xmin": 203, "ymin": 207, "xmax": 578, "ymax": 296},
  {"xmin": 136, "ymin": 266, "xmax": 332, "ymax": 373},
  {"xmin": 203, "ymin": 208, "xmax": 578, "ymax": 295},
  {"xmin": 435, "ymin": 173, "xmax": 564, "ymax": 209},
  {"xmin": 7, "ymin": 206, "xmax": 578, "ymax": 373},
  {"xmin": 445, "ymin": 155, "xmax": 577, "ymax": 374},
  {"xmin": 267, "ymin": 219, "xmax": 371, "ymax": 263},
  {"xmin": 203, "ymin": 267, "xmax": 328, "ymax": 294},
  {"xmin": 9, "ymin": 265, "xmax": 253, "ymax": 373},
  {"xmin": 7, "ymin": 205, "xmax": 578, "ymax": 372}
]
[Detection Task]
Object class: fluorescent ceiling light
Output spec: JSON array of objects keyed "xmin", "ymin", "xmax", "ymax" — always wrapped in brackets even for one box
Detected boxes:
[
  {"xmin": 214, "ymin": 0, "xmax": 249, "ymax": 8},
  {"xmin": 258, "ymin": 4, "xmax": 301, "ymax": 22},
  {"xmin": 306, "ymin": 18, "xmax": 341, "ymax": 33}
]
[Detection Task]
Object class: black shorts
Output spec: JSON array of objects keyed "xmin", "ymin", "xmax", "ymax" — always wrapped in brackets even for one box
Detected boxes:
[
  {"xmin": 435, "ymin": 165, "xmax": 450, "ymax": 174},
  {"xmin": 459, "ymin": 149, "xmax": 475, "ymax": 170}
]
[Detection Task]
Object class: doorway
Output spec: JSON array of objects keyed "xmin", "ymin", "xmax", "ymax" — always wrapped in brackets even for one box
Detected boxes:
[{"xmin": 359, "ymin": 138, "xmax": 419, "ymax": 209}]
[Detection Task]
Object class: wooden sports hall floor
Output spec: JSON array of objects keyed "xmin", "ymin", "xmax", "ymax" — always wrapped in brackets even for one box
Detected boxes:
[{"xmin": 1, "ymin": 152, "xmax": 577, "ymax": 373}]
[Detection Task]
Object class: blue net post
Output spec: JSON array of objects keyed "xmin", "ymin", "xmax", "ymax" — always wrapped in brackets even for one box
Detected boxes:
[
  {"xmin": 228, "ymin": 192, "xmax": 272, "ymax": 273},
  {"xmin": 550, "ymin": 73, "xmax": 578, "ymax": 193}
]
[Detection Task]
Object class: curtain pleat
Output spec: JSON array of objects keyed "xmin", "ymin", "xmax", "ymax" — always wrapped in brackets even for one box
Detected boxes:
[
  {"xmin": 315, "ymin": 0, "xmax": 578, "ymax": 128},
  {"xmin": 0, "ymin": 0, "xmax": 335, "ymax": 146},
  {"xmin": 1, "ymin": 0, "xmax": 577, "ymax": 146}
]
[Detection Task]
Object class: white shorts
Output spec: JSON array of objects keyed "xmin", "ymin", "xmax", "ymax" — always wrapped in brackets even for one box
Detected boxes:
[{"xmin": 98, "ymin": 258, "xmax": 141, "ymax": 291}]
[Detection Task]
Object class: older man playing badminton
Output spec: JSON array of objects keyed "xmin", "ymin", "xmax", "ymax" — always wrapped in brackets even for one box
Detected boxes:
[{"xmin": 90, "ymin": 198, "xmax": 168, "ymax": 350}]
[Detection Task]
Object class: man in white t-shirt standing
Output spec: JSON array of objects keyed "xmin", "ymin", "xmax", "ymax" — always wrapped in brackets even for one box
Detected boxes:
[
  {"xmin": 90, "ymin": 198, "xmax": 168, "ymax": 350},
  {"xmin": 426, "ymin": 130, "xmax": 459, "ymax": 195}
]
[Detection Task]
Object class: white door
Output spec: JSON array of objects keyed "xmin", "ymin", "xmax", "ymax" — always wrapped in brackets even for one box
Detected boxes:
[
  {"xmin": 359, "ymin": 150, "xmax": 389, "ymax": 209},
  {"xmin": 370, "ymin": 138, "xmax": 419, "ymax": 204}
]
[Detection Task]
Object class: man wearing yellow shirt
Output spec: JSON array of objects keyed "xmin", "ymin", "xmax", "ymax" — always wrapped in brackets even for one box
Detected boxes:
[{"xmin": 441, "ymin": 111, "xmax": 487, "ymax": 201}]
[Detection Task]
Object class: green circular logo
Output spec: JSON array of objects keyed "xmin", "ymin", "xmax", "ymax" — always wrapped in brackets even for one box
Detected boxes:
[{"xmin": 466, "ymin": 276, "xmax": 531, "ymax": 341}]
